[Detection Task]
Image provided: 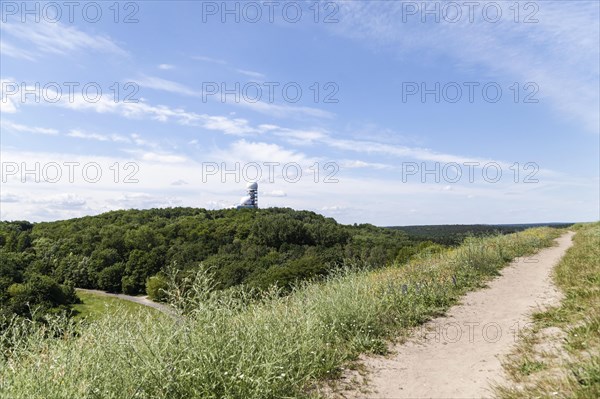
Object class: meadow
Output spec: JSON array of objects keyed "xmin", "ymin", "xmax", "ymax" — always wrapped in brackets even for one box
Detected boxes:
[
  {"xmin": 73, "ymin": 290, "xmax": 158, "ymax": 322},
  {"xmin": 0, "ymin": 227, "xmax": 565, "ymax": 398}
]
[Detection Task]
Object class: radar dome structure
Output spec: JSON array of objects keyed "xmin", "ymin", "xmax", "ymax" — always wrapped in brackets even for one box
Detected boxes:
[{"xmin": 237, "ymin": 182, "xmax": 258, "ymax": 209}]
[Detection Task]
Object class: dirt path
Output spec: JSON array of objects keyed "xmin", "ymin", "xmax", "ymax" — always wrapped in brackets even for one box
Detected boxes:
[
  {"xmin": 76, "ymin": 288, "xmax": 176, "ymax": 315},
  {"xmin": 340, "ymin": 231, "xmax": 575, "ymax": 399}
]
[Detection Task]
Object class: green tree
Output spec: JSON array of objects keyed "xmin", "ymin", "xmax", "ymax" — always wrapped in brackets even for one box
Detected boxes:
[
  {"xmin": 5, "ymin": 273, "xmax": 77, "ymax": 319},
  {"xmin": 121, "ymin": 275, "xmax": 137, "ymax": 295},
  {"xmin": 97, "ymin": 263, "xmax": 125, "ymax": 293}
]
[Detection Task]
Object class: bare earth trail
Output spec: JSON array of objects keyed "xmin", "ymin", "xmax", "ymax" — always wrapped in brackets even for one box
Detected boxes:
[
  {"xmin": 76, "ymin": 288, "xmax": 176, "ymax": 315},
  {"xmin": 340, "ymin": 232, "xmax": 575, "ymax": 399}
]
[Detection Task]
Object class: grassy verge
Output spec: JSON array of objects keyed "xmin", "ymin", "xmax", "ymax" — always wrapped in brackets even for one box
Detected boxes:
[
  {"xmin": 495, "ymin": 222, "xmax": 599, "ymax": 399},
  {"xmin": 73, "ymin": 290, "xmax": 157, "ymax": 322},
  {"xmin": 1, "ymin": 227, "xmax": 562, "ymax": 399}
]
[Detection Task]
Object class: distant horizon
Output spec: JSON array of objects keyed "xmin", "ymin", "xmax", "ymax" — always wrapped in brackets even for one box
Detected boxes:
[{"xmin": 0, "ymin": 204, "xmax": 591, "ymax": 228}]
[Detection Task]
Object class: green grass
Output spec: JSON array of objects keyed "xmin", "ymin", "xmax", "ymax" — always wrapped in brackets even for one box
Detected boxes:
[
  {"xmin": 517, "ymin": 359, "xmax": 546, "ymax": 376},
  {"xmin": 496, "ymin": 222, "xmax": 600, "ymax": 399},
  {"xmin": 73, "ymin": 291, "xmax": 156, "ymax": 322},
  {"xmin": 0, "ymin": 227, "xmax": 563, "ymax": 399}
]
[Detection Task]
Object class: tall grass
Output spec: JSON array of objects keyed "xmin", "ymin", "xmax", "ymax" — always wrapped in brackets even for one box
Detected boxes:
[
  {"xmin": 496, "ymin": 222, "xmax": 600, "ymax": 399},
  {"xmin": 0, "ymin": 228, "xmax": 561, "ymax": 399}
]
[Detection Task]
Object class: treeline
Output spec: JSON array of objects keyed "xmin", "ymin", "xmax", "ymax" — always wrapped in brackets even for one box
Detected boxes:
[
  {"xmin": 388, "ymin": 223, "xmax": 573, "ymax": 245},
  {"xmin": 1, "ymin": 207, "xmax": 426, "ymax": 319}
]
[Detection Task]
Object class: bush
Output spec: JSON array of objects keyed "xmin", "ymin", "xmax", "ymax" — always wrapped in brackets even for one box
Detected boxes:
[
  {"xmin": 97, "ymin": 263, "xmax": 125, "ymax": 293},
  {"xmin": 4, "ymin": 274, "xmax": 77, "ymax": 319},
  {"xmin": 146, "ymin": 274, "xmax": 169, "ymax": 302},
  {"xmin": 121, "ymin": 275, "xmax": 138, "ymax": 295}
]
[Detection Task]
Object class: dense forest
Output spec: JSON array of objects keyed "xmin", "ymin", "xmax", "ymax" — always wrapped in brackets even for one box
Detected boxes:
[
  {"xmin": 389, "ymin": 223, "xmax": 573, "ymax": 245},
  {"xmin": 1, "ymin": 207, "xmax": 428, "ymax": 321}
]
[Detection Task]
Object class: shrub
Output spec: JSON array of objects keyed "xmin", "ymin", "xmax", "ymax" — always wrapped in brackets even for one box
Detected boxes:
[
  {"xmin": 146, "ymin": 274, "xmax": 169, "ymax": 302},
  {"xmin": 97, "ymin": 263, "xmax": 125, "ymax": 293},
  {"xmin": 120, "ymin": 275, "xmax": 138, "ymax": 295}
]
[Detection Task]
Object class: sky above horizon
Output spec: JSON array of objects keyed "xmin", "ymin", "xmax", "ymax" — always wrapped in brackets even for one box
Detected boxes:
[{"xmin": 1, "ymin": 0, "xmax": 599, "ymax": 225}]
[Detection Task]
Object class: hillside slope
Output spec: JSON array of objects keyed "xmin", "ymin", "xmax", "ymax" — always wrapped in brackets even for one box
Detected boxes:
[{"xmin": 0, "ymin": 208, "xmax": 416, "ymax": 304}]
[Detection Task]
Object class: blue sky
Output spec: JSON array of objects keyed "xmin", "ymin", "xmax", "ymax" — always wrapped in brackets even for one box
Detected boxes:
[{"xmin": 1, "ymin": 0, "xmax": 599, "ymax": 225}]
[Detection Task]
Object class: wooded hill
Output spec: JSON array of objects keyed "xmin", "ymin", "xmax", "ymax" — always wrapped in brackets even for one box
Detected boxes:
[{"xmin": 1, "ymin": 208, "xmax": 426, "ymax": 319}]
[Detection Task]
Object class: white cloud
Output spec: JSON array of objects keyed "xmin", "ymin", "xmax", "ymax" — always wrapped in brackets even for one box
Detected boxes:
[
  {"xmin": 134, "ymin": 75, "xmax": 200, "ymax": 97},
  {"xmin": 68, "ymin": 129, "xmax": 129, "ymax": 142},
  {"xmin": 8, "ymin": 77, "xmax": 320, "ymax": 133},
  {"xmin": 2, "ymin": 120, "xmax": 59, "ymax": 135},
  {"xmin": 6, "ymin": 82, "xmax": 264, "ymax": 136},
  {"xmin": 235, "ymin": 69, "xmax": 266, "ymax": 79},
  {"xmin": 135, "ymin": 75, "xmax": 334, "ymax": 119},
  {"xmin": 0, "ymin": 40, "xmax": 36, "ymax": 61},
  {"xmin": 208, "ymin": 139, "xmax": 317, "ymax": 166},
  {"xmin": 322, "ymin": 135, "xmax": 496, "ymax": 165},
  {"xmin": 340, "ymin": 160, "xmax": 391, "ymax": 170},
  {"xmin": 1, "ymin": 21, "xmax": 127, "ymax": 59},
  {"xmin": 50, "ymin": 90, "xmax": 215, "ymax": 127},
  {"xmin": 192, "ymin": 56, "xmax": 266, "ymax": 78},
  {"xmin": 262, "ymin": 190, "xmax": 287, "ymax": 197},
  {"xmin": 200, "ymin": 121, "xmax": 510, "ymax": 168},
  {"xmin": 0, "ymin": 78, "xmax": 19, "ymax": 113},
  {"xmin": 319, "ymin": 205, "xmax": 350, "ymax": 217},
  {"xmin": 0, "ymin": 98, "xmax": 18, "ymax": 113},
  {"xmin": 237, "ymin": 100, "xmax": 334, "ymax": 119},
  {"xmin": 201, "ymin": 115, "xmax": 259, "ymax": 136},
  {"xmin": 192, "ymin": 55, "xmax": 227, "ymax": 65},
  {"xmin": 273, "ymin": 127, "xmax": 329, "ymax": 145},
  {"xmin": 129, "ymin": 133, "xmax": 161, "ymax": 148},
  {"xmin": 34, "ymin": 193, "xmax": 87, "ymax": 209},
  {"xmin": 123, "ymin": 149, "xmax": 187, "ymax": 163},
  {"xmin": 0, "ymin": 192, "xmax": 20, "ymax": 203},
  {"xmin": 158, "ymin": 64, "xmax": 175, "ymax": 70}
]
